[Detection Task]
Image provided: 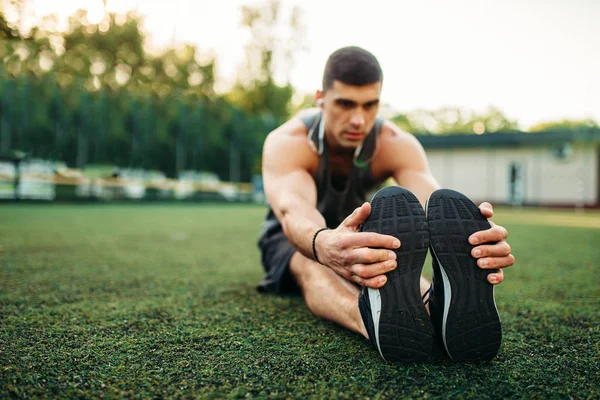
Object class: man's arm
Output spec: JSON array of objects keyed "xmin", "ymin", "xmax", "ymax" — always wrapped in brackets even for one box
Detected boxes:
[
  {"xmin": 390, "ymin": 134, "xmax": 442, "ymax": 207},
  {"xmin": 379, "ymin": 124, "xmax": 514, "ymax": 284},
  {"xmin": 262, "ymin": 123, "xmax": 325, "ymax": 259},
  {"xmin": 262, "ymin": 121, "xmax": 401, "ymax": 288}
]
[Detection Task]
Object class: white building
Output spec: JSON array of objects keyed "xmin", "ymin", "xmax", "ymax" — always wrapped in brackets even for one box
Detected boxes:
[{"xmin": 417, "ymin": 130, "xmax": 600, "ymax": 208}]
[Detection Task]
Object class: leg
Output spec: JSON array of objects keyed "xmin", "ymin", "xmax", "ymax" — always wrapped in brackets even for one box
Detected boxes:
[
  {"xmin": 290, "ymin": 251, "xmax": 432, "ymax": 335},
  {"xmin": 289, "ymin": 251, "xmax": 368, "ymax": 338},
  {"xmin": 420, "ymin": 276, "xmax": 431, "ymax": 297},
  {"xmin": 420, "ymin": 276, "xmax": 431, "ymax": 314}
]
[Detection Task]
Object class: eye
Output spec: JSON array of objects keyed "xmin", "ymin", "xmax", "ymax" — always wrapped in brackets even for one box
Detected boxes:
[
  {"xmin": 336, "ymin": 99, "xmax": 356, "ymax": 109},
  {"xmin": 364, "ymin": 101, "xmax": 379, "ymax": 110}
]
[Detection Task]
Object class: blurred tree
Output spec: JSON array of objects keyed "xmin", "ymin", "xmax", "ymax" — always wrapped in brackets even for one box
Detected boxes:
[
  {"xmin": 56, "ymin": 10, "xmax": 217, "ymax": 98},
  {"xmin": 226, "ymin": 0, "xmax": 306, "ymax": 182},
  {"xmin": 228, "ymin": 0, "xmax": 305, "ymax": 121},
  {"xmin": 0, "ymin": 1, "xmax": 303, "ymax": 182},
  {"xmin": 0, "ymin": 0, "xmax": 54, "ymax": 78},
  {"xmin": 391, "ymin": 106, "xmax": 519, "ymax": 134},
  {"xmin": 389, "ymin": 113, "xmax": 415, "ymax": 133},
  {"xmin": 0, "ymin": 0, "xmax": 22, "ymax": 40},
  {"xmin": 477, "ymin": 106, "xmax": 520, "ymax": 133},
  {"xmin": 48, "ymin": 8, "xmax": 221, "ymax": 176},
  {"xmin": 290, "ymin": 92, "xmax": 318, "ymax": 114},
  {"xmin": 528, "ymin": 118, "xmax": 599, "ymax": 132}
]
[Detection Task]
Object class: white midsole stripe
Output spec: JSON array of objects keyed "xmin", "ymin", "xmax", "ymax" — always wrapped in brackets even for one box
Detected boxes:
[{"xmin": 367, "ymin": 287, "xmax": 384, "ymax": 359}]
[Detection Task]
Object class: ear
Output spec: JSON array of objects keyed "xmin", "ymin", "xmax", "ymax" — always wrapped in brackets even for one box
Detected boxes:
[{"xmin": 315, "ymin": 90, "xmax": 324, "ymax": 108}]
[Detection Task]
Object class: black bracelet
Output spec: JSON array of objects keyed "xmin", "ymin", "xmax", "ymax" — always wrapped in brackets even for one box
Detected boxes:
[{"xmin": 312, "ymin": 228, "xmax": 328, "ymax": 264}]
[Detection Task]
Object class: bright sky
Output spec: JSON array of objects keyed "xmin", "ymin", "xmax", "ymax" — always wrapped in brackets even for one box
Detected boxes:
[{"xmin": 29, "ymin": 0, "xmax": 600, "ymax": 129}]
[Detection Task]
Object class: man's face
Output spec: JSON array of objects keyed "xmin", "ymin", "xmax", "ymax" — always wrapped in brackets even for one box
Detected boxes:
[{"xmin": 318, "ymin": 80, "xmax": 381, "ymax": 150}]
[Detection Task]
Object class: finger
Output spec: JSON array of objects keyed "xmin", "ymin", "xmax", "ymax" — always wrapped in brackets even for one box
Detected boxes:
[
  {"xmin": 477, "ymin": 254, "xmax": 515, "ymax": 269},
  {"xmin": 351, "ymin": 260, "xmax": 397, "ymax": 279},
  {"xmin": 341, "ymin": 202, "xmax": 371, "ymax": 230},
  {"xmin": 469, "ymin": 225, "xmax": 508, "ymax": 245},
  {"xmin": 487, "ymin": 269, "xmax": 504, "ymax": 285},
  {"xmin": 471, "ymin": 242, "xmax": 511, "ymax": 258},
  {"xmin": 479, "ymin": 202, "xmax": 494, "ymax": 218},
  {"xmin": 351, "ymin": 273, "xmax": 388, "ymax": 289},
  {"xmin": 346, "ymin": 231, "xmax": 401, "ymax": 250},
  {"xmin": 347, "ymin": 247, "xmax": 396, "ymax": 265}
]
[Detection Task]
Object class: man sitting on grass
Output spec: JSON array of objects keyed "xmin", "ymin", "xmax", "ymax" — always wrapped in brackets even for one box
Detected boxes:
[{"xmin": 256, "ymin": 46, "xmax": 514, "ymax": 363}]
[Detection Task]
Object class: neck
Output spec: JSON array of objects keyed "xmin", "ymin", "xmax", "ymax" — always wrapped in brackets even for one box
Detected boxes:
[{"xmin": 324, "ymin": 131, "xmax": 358, "ymax": 159}]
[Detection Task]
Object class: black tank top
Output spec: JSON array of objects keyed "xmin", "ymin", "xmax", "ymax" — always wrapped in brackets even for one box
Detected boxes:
[{"xmin": 259, "ymin": 109, "xmax": 385, "ymax": 239}]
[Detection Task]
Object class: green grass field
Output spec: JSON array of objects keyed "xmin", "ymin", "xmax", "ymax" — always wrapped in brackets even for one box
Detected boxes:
[{"xmin": 1, "ymin": 204, "xmax": 599, "ymax": 399}]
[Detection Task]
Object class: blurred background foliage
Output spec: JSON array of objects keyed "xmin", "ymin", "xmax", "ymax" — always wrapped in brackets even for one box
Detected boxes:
[{"xmin": 0, "ymin": 0, "xmax": 597, "ymax": 181}]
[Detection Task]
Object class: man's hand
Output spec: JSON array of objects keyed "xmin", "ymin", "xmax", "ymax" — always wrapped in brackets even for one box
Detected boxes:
[
  {"xmin": 315, "ymin": 202, "xmax": 400, "ymax": 289},
  {"xmin": 469, "ymin": 202, "xmax": 515, "ymax": 285}
]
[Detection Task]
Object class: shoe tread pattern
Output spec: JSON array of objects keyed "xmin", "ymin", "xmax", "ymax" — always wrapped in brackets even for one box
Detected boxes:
[
  {"xmin": 362, "ymin": 186, "xmax": 432, "ymax": 363},
  {"xmin": 428, "ymin": 189, "xmax": 502, "ymax": 362}
]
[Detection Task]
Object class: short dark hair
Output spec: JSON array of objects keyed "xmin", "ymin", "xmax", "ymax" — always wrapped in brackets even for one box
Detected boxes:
[{"xmin": 322, "ymin": 46, "xmax": 383, "ymax": 92}]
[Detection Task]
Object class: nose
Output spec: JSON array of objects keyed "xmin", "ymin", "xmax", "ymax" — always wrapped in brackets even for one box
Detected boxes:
[{"xmin": 349, "ymin": 110, "xmax": 365, "ymax": 128}]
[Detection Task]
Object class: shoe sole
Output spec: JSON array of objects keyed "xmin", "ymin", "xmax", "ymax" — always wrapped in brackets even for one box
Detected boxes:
[
  {"xmin": 361, "ymin": 186, "xmax": 432, "ymax": 363},
  {"xmin": 426, "ymin": 189, "xmax": 502, "ymax": 362}
]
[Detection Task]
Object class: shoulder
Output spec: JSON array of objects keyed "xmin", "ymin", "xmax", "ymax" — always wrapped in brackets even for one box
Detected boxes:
[
  {"xmin": 379, "ymin": 120, "xmax": 424, "ymax": 150},
  {"xmin": 371, "ymin": 119, "xmax": 429, "ymax": 176},
  {"xmin": 262, "ymin": 113, "xmax": 319, "ymax": 174},
  {"xmin": 264, "ymin": 107, "xmax": 322, "ymax": 151},
  {"xmin": 264, "ymin": 112, "xmax": 310, "ymax": 148}
]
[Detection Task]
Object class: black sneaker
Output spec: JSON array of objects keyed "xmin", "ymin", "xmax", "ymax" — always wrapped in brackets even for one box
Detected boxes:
[
  {"xmin": 357, "ymin": 186, "xmax": 432, "ymax": 363},
  {"xmin": 426, "ymin": 189, "xmax": 502, "ymax": 362}
]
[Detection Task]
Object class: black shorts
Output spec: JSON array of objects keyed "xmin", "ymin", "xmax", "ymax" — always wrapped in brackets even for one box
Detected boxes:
[{"xmin": 257, "ymin": 222, "xmax": 302, "ymax": 295}]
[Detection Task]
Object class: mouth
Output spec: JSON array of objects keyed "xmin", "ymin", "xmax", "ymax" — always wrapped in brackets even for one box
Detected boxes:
[{"xmin": 343, "ymin": 131, "xmax": 364, "ymax": 140}]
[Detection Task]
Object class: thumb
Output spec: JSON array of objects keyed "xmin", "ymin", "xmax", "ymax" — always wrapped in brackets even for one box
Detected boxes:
[{"xmin": 341, "ymin": 202, "xmax": 371, "ymax": 231}]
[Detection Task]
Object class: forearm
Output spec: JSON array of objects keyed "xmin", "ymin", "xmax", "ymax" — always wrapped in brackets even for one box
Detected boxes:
[{"xmin": 277, "ymin": 194, "xmax": 327, "ymax": 260}]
